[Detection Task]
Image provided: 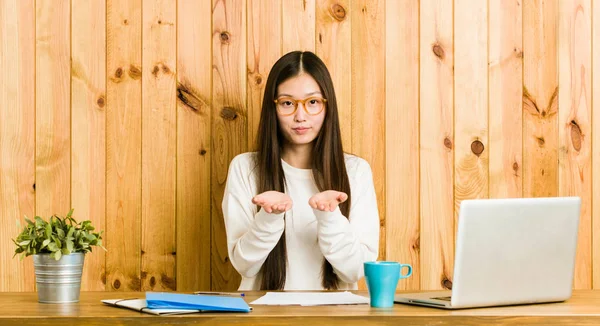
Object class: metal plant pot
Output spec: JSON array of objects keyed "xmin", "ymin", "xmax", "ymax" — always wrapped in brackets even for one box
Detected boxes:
[{"xmin": 33, "ymin": 253, "xmax": 85, "ymax": 303}]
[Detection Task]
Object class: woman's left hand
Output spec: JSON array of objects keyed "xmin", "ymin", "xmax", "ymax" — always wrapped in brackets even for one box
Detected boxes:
[{"xmin": 309, "ymin": 190, "xmax": 348, "ymax": 212}]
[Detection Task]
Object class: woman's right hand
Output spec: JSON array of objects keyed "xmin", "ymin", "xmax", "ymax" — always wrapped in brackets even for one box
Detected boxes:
[{"xmin": 251, "ymin": 191, "xmax": 293, "ymax": 214}]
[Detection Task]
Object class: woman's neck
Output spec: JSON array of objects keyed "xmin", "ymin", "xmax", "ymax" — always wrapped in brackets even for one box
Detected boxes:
[{"xmin": 281, "ymin": 144, "xmax": 313, "ymax": 169}]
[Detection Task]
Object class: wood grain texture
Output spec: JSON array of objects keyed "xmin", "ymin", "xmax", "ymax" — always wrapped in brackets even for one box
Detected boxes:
[
  {"xmin": 5, "ymin": 0, "xmax": 600, "ymax": 294},
  {"xmin": 454, "ymin": 0, "xmax": 488, "ymax": 223},
  {"xmin": 282, "ymin": 0, "xmax": 315, "ymax": 53},
  {"xmin": 106, "ymin": 0, "xmax": 142, "ymax": 291},
  {"xmin": 386, "ymin": 0, "xmax": 419, "ymax": 291},
  {"xmin": 212, "ymin": 0, "xmax": 247, "ymax": 291},
  {"xmin": 593, "ymin": 0, "xmax": 600, "ymax": 290},
  {"xmin": 5, "ymin": 291, "xmax": 600, "ymax": 325},
  {"xmin": 419, "ymin": 0, "xmax": 454, "ymax": 291},
  {"xmin": 141, "ymin": 0, "xmax": 177, "ymax": 292},
  {"xmin": 558, "ymin": 0, "xmax": 592, "ymax": 290},
  {"xmin": 71, "ymin": 0, "xmax": 107, "ymax": 292},
  {"xmin": 351, "ymin": 0, "xmax": 385, "ymax": 263},
  {"xmin": 316, "ymin": 0, "xmax": 351, "ymax": 151},
  {"xmin": 523, "ymin": 0, "xmax": 558, "ymax": 199},
  {"xmin": 0, "ymin": 0, "xmax": 35, "ymax": 292},
  {"xmin": 35, "ymin": 0, "xmax": 70, "ymax": 218},
  {"xmin": 176, "ymin": 0, "xmax": 212, "ymax": 292},
  {"xmin": 488, "ymin": 0, "xmax": 523, "ymax": 199},
  {"xmin": 247, "ymin": 0, "xmax": 281, "ymax": 150}
]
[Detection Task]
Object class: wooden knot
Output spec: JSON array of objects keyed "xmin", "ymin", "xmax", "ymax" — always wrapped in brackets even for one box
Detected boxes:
[
  {"xmin": 471, "ymin": 140, "xmax": 484, "ymax": 156},
  {"xmin": 177, "ymin": 82, "xmax": 204, "ymax": 113},
  {"xmin": 330, "ymin": 3, "xmax": 346, "ymax": 21},
  {"xmin": 128, "ymin": 64, "xmax": 141, "ymax": 80},
  {"xmin": 161, "ymin": 274, "xmax": 176, "ymax": 291},
  {"xmin": 442, "ymin": 278, "xmax": 453, "ymax": 290},
  {"xmin": 123, "ymin": 19, "xmax": 128, "ymax": 25},
  {"xmin": 150, "ymin": 63, "xmax": 172, "ymax": 77},
  {"xmin": 220, "ymin": 32, "xmax": 230, "ymax": 43},
  {"xmin": 537, "ymin": 137, "xmax": 545, "ymax": 146},
  {"xmin": 432, "ymin": 43, "xmax": 445, "ymax": 59},
  {"xmin": 412, "ymin": 236, "xmax": 420, "ymax": 251},
  {"xmin": 158, "ymin": 20, "xmax": 162, "ymax": 24},
  {"xmin": 255, "ymin": 75, "xmax": 263, "ymax": 85},
  {"xmin": 115, "ymin": 67, "xmax": 123, "ymax": 78},
  {"xmin": 149, "ymin": 276, "xmax": 156, "ymax": 288},
  {"xmin": 97, "ymin": 96, "xmax": 105, "ymax": 108},
  {"xmin": 570, "ymin": 120, "xmax": 582, "ymax": 151},
  {"xmin": 220, "ymin": 107, "xmax": 238, "ymax": 120},
  {"xmin": 113, "ymin": 279, "xmax": 121, "ymax": 289},
  {"xmin": 199, "ymin": 149, "xmax": 207, "ymax": 156},
  {"xmin": 512, "ymin": 162, "xmax": 519, "ymax": 172},
  {"xmin": 443, "ymin": 137, "xmax": 453, "ymax": 149},
  {"xmin": 514, "ymin": 47, "xmax": 523, "ymax": 58}
]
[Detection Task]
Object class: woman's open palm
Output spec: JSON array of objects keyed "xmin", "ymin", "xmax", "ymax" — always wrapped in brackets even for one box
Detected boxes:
[
  {"xmin": 309, "ymin": 190, "xmax": 348, "ymax": 212},
  {"xmin": 252, "ymin": 191, "xmax": 293, "ymax": 214}
]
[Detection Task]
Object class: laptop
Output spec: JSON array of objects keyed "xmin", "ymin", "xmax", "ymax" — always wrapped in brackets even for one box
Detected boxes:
[{"xmin": 394, "ymin": 196, "xmax": 581, "ymax": 309}]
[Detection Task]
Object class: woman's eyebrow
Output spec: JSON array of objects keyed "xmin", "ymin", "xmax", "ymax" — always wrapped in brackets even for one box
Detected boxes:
[
  {"xmin": 277, "ymin": 91, "xmax": 322, "ymax": 98},
  {"xmin": 305, "ymin": 91, "xmax": 322, "ymax": 96}
]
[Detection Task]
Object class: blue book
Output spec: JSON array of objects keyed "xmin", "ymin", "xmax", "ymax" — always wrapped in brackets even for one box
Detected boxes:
[{"xmin": 146, "ymin": 292, "xmax": 252, "ymax": 313}]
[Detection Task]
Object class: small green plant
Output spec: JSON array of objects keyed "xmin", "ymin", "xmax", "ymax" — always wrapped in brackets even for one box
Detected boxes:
[{"xmin": 13, "ymin": 209, "xmax": 106, "ymax": 260}]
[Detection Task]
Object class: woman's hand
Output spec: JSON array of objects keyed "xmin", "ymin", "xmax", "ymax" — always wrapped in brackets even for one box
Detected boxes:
[
  {"xmin": 309, "ymin": 190, "xmax": 348, "ymax": 212},
  {"xmin": 252, "ymin": 191, "xmax": 293, "ymax": 214}
]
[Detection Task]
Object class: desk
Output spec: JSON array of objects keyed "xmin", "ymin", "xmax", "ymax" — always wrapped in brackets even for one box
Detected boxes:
[{"xmin": 1, "ymin": 290, "xmax": 600, "ymax": 325}]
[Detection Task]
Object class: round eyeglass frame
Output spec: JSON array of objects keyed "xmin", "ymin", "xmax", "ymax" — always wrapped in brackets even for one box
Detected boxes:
[{"xmin": 273, "ymin": 96, "xmax": 328, "ymax": 116}]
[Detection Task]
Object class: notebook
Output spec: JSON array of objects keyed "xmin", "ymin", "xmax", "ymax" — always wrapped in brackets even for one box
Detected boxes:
[
  {"xmin": 102, "ymin": 298, "xmax": 201, "ymax": 315},
  {"xmin": 102, "ymin": 292, "xmax": 252, "ymax": 315},
  {"xmin": 146, "ymin": 292, "xmax": 252, "ymax": 312}
]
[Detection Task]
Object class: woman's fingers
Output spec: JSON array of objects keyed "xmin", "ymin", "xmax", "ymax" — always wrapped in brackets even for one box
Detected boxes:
[
  {"xmin": 260, "ymin": 201, "xmax": 292, "ymax": 214},
  {"xmin": 253, "ymin": 192, "xmax": 293, "ymax": 214},
  {"xmin": 308, "ymin": 198, "xmax": 317, "ymax": 209}
]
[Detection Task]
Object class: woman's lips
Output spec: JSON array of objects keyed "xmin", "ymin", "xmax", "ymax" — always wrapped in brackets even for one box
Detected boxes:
[{"xmin": 292, "ymin": 127, "xmax": 310, "ymax": 135}]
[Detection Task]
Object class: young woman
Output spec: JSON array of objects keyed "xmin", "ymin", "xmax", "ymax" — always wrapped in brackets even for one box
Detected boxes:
[{"xmin": 222, "ymin": 51, "xmax": 379, "ymax": 291}]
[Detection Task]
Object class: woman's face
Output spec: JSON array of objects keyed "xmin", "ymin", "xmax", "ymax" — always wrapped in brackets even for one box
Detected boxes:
[{"xmin": 275, "ymin": 73, "xmax": 326, "ymax": 148}]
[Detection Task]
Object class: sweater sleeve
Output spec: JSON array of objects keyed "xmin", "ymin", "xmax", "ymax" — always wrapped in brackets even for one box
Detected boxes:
[
  {"xmin": 222, "ymin": 154, "xmax": 286, "ymax": 278},
  {"xmin": 313, "ymin": 159, "xmax": 380, "ymax": 283}
]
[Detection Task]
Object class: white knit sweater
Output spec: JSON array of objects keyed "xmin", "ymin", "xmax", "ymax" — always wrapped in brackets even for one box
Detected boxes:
[{"xmin": 222, "ymin": 152, "xmax": 380, "ymax": 290}]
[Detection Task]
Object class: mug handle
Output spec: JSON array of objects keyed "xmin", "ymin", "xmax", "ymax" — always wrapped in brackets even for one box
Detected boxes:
[{"xmin": 399, "ymin": 264, "xmax": 412, "ymax": 278}]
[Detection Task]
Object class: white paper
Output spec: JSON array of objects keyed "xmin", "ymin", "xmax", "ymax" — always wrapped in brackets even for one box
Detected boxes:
[
  {"xmin": 102, "ymin": 299, "xmax": 201, "ymax": 315},
  {"xmin": 250, "ymin": 291, "xmax": 370, "ymax": 306}
]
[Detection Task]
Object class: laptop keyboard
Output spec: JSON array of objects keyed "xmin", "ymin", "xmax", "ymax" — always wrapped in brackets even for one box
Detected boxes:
[{"xmin": 431, "ymin": 296, "xmax": 452, "ymax": 301}]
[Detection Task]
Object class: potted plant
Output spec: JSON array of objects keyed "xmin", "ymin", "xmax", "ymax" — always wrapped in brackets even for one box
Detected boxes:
[{"xmin": 12, "ymin": 209, "xmax": 105, "ymax": 303}]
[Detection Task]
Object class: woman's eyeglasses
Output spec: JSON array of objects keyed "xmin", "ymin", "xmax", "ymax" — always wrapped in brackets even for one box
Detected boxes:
[{"xmin": 274, "ymin": 96, "xmax": 327, "ymax": 116}]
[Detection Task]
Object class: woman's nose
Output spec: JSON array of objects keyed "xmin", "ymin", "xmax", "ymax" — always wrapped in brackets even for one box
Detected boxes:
[{"xmin": 294, "ymin": 103, "xmax": 307, "ymax": 121}]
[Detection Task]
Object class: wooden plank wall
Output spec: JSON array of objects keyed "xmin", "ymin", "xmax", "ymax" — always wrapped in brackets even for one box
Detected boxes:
[{"xmin": 1, "ymin": 0, "xmax": 600, "ymax": 292}]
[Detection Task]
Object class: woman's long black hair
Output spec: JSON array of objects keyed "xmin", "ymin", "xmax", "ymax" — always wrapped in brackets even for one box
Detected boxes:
[{"xmin": 255, "ymin": 51, "xmax": 351, "ymax": 290}]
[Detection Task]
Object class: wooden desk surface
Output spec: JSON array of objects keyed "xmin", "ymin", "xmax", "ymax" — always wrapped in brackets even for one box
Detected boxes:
[{"xmin": 2, "ymin": 290, "xmax": 600, "ymax": 325}]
